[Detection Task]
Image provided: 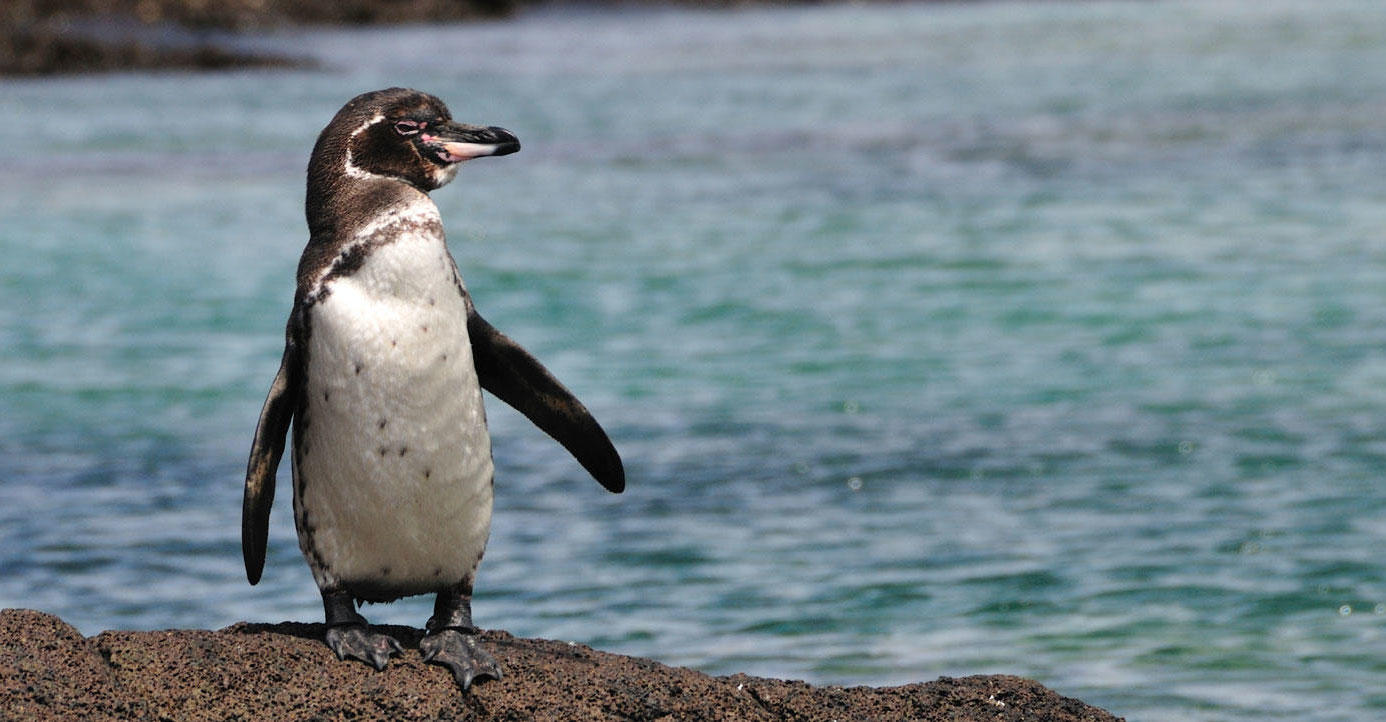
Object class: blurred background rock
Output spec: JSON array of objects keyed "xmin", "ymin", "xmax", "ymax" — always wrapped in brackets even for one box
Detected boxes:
[{"xmin": 2, "ymin": 0, "xmax": 525, "ymax": 73}]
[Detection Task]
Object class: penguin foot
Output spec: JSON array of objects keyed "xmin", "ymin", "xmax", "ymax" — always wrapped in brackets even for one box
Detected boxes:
[
  {"xmin": 419, "ymin": 628, "xmax": 502, "ymax": 690},
  {"xmin": 324, "ymin": 623, "xmax": 403, "ymax": 671}
]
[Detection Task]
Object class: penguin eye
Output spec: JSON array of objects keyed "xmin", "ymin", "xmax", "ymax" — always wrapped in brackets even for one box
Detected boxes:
[{"xmin": 393, "ymin": 120, "xmax": 422, "ymax": 136}]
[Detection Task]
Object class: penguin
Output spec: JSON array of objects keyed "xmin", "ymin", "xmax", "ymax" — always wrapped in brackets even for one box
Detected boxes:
[{"xmin": 242, "ymin": 88, "xmax": 624, "ymax": 690}]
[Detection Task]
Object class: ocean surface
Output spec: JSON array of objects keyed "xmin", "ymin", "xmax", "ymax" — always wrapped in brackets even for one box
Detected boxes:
[{"xmin": 3, "ymin": 1, "xmax": 1386, "ymax": 718}]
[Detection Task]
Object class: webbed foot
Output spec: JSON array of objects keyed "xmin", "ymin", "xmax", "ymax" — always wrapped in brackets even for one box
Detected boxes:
[
  {"xmin": 320, "ymin": 589, "xmax": 401, "ymax": 671},
  {"xmin": 325, "ymin": 623, "xmax": 403, "ymax": 671},
  {"xmin": 420, "ymin": 627, "xmax": 502, "ymax": 690}
]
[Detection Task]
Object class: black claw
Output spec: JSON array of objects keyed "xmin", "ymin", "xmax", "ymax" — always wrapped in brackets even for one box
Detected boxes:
[
  {"xmin": 325, "ymin": 623, "xmax": 403, "ymax": 671},
  {"xmin": 419, "ymin": 628, "xmax": 502, "ymax": 691}
]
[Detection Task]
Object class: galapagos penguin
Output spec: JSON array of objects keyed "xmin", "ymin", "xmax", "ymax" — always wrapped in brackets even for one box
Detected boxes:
[{"xmin": 242, "ymin": 87, "xmax": 624, "ymax": 690}]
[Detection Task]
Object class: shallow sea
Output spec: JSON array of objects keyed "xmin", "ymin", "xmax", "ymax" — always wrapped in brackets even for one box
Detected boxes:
[{"xmin": 5, "ymin": 1, "xmax": 1386, "ymax": 718}]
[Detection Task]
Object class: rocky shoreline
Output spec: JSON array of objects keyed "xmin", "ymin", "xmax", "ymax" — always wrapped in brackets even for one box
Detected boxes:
[
  {"xmin": 2, "ymin": 0, "xmax": 518, "ymax": 75},
  {"xmin": 1, "ymin": 608, "xmax": 1122, "ymax": 720},
  {"xmin": 1, "ymin": 0, "xmax": 823, "ymax": 75}
]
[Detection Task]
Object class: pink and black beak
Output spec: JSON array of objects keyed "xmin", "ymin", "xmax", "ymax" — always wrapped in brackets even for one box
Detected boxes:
[{"xmin": 419, "ymin": 122, "xmax": 520, "ymax": 164}]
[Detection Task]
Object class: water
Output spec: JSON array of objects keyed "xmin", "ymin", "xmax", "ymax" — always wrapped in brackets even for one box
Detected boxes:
[{"xmin": 4, "ymin": 1, "xmax": 1386, "ymax": 718}]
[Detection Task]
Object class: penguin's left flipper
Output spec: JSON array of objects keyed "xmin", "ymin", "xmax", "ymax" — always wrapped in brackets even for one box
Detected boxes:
[
  {"xmin": 242, "ymin": 321, "xmax": 303, "ymax": 585},
  {"xmin": 465, "ymin": 299, "xmax": 625, "ymax": 493}
]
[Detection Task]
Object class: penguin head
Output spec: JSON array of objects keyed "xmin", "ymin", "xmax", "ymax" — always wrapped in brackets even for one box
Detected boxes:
[{"xmin": 311, "ymin": 88, "xmax": 520, "ymax": 194}]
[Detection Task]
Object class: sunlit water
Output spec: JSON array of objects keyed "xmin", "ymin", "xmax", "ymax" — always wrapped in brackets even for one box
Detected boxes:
[{"xmin": 4, "ymin": 1, "xmax": 1386, "ymax": 719}]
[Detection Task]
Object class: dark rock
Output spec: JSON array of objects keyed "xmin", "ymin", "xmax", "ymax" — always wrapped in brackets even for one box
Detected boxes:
[
  {"xmin": 0, "ymin": 23, "xmax": 300, "ymax": 75},
  {"xmin": 4, "ymin": 0, "xmax": 513, "ymax": 32},
  {"xmin": 0, "ymin": 0, "xmax": 513, "ymax": 75},
  {"xmin": 0, "ymin": 608, "xmax": 1123, "ymax": 721}
]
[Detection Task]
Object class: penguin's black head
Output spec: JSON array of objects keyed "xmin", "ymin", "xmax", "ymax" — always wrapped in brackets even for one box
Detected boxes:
[{"xmin": 316, "ymin": 88, "xmax": 520, "ymax": 192}]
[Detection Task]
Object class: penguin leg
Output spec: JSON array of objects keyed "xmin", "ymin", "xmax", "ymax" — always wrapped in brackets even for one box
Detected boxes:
[
  {"xmin": 322, "ymin": 589, "xmax": 402, "ymax": 671},
  {"xmin": 419, "ymin": 582, "xmax": 502, "ymax": 690}
]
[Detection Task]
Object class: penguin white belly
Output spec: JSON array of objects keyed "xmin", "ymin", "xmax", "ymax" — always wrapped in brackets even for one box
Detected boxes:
[{"xmin": 294, "ymin": 230, "xmax": 493, "ymax": 599}]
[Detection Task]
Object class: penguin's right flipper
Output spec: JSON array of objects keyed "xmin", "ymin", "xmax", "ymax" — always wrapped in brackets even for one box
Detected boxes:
[
  {"xmin": 465, "ymin": 299, "xmax": 625, "ymax": 494},
  {"xmin": 242, "ymin": 323, "xmax": 302, "ymax": 585}
]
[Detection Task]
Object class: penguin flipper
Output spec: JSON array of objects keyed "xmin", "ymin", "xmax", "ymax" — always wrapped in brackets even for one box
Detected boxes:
[
  {"xmin": 465, "ymin": 302, "xmax": 625, "ymax": 493},
  {"xmin": 242, "ymin": 333, "xmax": 301, "ymax": 585}
]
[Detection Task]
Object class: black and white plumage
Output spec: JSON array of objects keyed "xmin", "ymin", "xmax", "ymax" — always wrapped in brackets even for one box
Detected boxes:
[{"xmin": 242, "ymin": 88, "xmax": 624, "ymax": 690}]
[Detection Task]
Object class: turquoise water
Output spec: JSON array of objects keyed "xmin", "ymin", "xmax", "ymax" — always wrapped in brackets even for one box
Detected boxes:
[{"xmin": 4, "ymin": 1, "xmax": 1386, "ymax": 718}]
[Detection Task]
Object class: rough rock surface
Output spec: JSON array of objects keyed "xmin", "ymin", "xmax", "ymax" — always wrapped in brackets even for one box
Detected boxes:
[{"xmin": 0, "ymin": 609, "xmax": 1122, "ymax": 721}]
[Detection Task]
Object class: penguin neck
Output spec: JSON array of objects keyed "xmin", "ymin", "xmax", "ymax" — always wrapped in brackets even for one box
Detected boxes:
[
  {"xmin": 306, "ymin": 174, "xmax": 430, "ymax": 243},
  {"xmin": 298, "ymin": 171, "xmax": 442, "ymax": 303}
]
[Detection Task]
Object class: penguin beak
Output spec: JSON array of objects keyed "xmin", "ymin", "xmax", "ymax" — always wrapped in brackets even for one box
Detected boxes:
[{"xmin": 420, "ymin": 123, "xmax": 520, "ymax": 164}]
